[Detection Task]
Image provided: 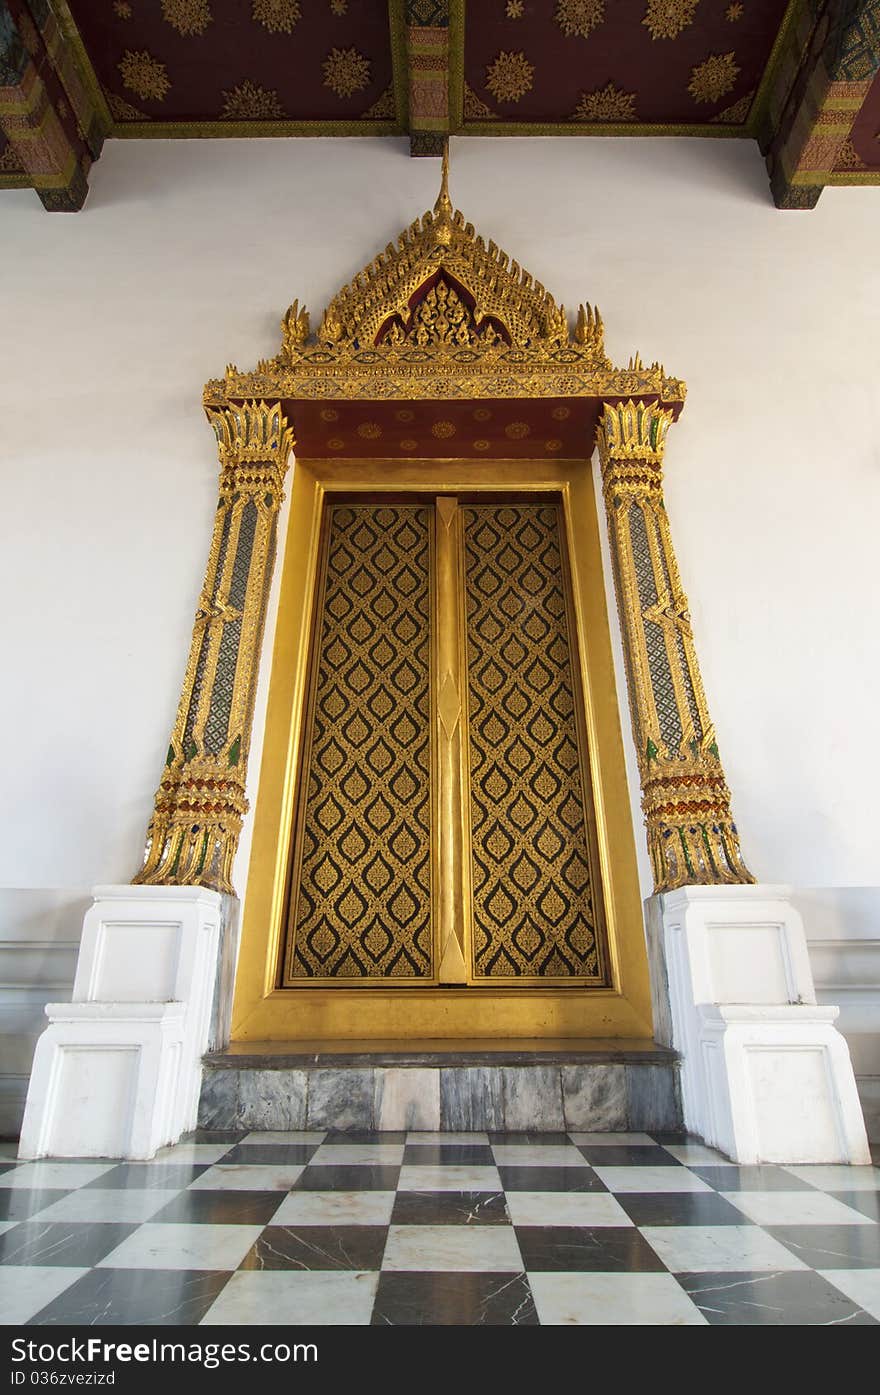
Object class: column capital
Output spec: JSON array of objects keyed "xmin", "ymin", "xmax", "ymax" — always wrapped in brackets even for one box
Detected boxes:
[
  {"xmin": 595, "ymin": 400, "xmax": 675, "ymax": 501},
  {"xmin": 206, "ymin": 400, "xmax": 295, "ymax": 499}
]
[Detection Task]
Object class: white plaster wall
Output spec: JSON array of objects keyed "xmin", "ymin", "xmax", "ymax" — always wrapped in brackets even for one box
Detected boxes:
[{"xmin": 2, "ymin": 136, "xmax": 879, "ymax": 918}]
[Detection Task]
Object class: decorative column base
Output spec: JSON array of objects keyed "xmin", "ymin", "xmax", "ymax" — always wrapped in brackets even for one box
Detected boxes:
[
  {"xmin": 647, "ymin": 885, "xmax": 870, "ymax": 1165},
  {"xmin": 19, "ymin": 885, "xmax": 222, "ymax": 1160}
]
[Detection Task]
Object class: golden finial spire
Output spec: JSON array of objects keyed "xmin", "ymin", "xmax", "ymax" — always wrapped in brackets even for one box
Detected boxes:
[{"xmin": 433, "ymin": 139, "xmax": 453, "ymax": 244}]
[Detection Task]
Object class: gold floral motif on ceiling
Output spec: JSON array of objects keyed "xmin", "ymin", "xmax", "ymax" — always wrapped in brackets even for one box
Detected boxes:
[
  {"xmin": 726, "ymin": 3, "xmax": 744, "ymax": 19},
  {"xmin": 642, "ymin": 0, "xmax": 699, "ymax": 42},
  {"xmin": 323, "ymin": 46, "xmax": 371, "ymax": 98},
  {"xmin": 464, "ymin": 83, "xmax": 497, "ymax": 119},
  {"xmin": 835, "ymin": 139, "xmax": 868, "ymax": 170},
  {"xmin": 113, "ymin": 2, "xmax": 132, "ymax": 16},
  {"xmin": 555, "ymin": 0, "xmax": 605, "ymax": 40},
  {"xmin": 688, "ymin": 51, "xmax": 739, "ymax": 104},
  {"xmin": 105, "ymin": 87, "xmax": 146, "ymax": 120},
  {"xmin": 485, "ymin": 50, "xmax": 534, "ymax": 103},
  {"xmin": 251, "ymin": 0, "xmax": 301, "ymax": 36},
  {"xmin": 118, "ymin": 50, "xmax": 170, "ymax": 102},
  {"xmin": 221, "ymin": 79, "xmax": 284, "ymax": 119},
  {"xmin": 161, "ymin": 0, "xmax": 211, "ymax": 37},
  {"xmin": 506, "ymin": 0, "xmax": 524, "ymax": 16},
  {"xmin": 362, "ymin": 86, "xmax": 396, "ymax": 120},
  {"xmin": 574, "ymin": 83, "xmax": 637, "ymax": 121},
  {"xmin": 711, "ymin": 87, "xmax": 753, "ymax": 122},
  {"xmin": 329, "ymin": 0, "xmax": 347, "ymax": 12}
]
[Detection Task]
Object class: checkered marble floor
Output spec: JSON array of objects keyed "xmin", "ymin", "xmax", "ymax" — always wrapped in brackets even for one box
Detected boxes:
[{"xmin": 1, "ymin": 1131, "xmax": 879, "ymax": 1326}]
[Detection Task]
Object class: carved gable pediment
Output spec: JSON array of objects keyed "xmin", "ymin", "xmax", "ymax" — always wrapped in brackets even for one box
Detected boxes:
[
  {"xmin": 206, "ymin": 150, "xmax": 686, "ymax": 410},
  {"xmin": 310, "ymin": 157, "xmax": 576, "ymax": 352}
]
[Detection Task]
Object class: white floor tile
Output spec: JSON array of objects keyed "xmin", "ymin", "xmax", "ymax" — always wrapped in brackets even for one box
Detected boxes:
[
  {"xmin": 240, "ymin": 1132, "xmax": 326, "ymax": 1145},
  {"xmin": 272, "ymin": 1191, "xmax": 396, "ymax": 1226},
  {"xmin": 200, "ymin": 1270, "xmax": 378, "ymax": 1325},
  {"xmin": 0, "ymin": 1267, "xmax": 88, "ymax": 1324},
  {"xmin": 406, "ymin": 1132, "xmax": 489, "ymax": 1145},
  {"xmin": 397, "ymin": 1165, "xmax": 502, "ymax": 1193},
  {"xmin": 505, "ymin": 1191, "xmax": 633, "ymax": 1227},
  {"xmin": 0, "ymin": 1162, "xmax": 117, "ymax": 1190},
  {"xmin": 567, "ymin": 1133, "xmax": 656, "ymax": 1147},
  {"xmin": 492, "ymin": 1145, "xmax": 588, "ymax": 1167},
  {"xmin": 382, "ymin": 1224, "xmax": 523, "ymax": 1272},
  {"xmin": 309, "ymin": 1143, "xmax": 405, "ymax": 1166},
  {"xmin": 661, "ymin": 1144, "xmax": 736, "ymax": 1165},
  {"xmin": 721, "ymin": 1189, "xmax": 875, "ymax": 1227},
  {"xmin": 592, "ymin": 1166, "xmax": 712, "ymax": 1193},
  {"xmin": 530, "ymin": 1271, "xmax": 707, "ymax": 1325},
  {"xmin": 145, "ymin": 1145, "xmax": 234, "ymax": 1164},
  {"xmin": 188, "ymin": 1164, "xmax": 305, "ymax": 1191},
  {"xmin": 97, "ymin": 1222, "xmax": 263, "ymax": 1271},
  {"xmin": 782, "ymin": 1165, "xmax": 880, "ymax": 1192},
  {"xmin": 640, "ymin": 1225, "xmax": 809, "ymax": 1273},
  {"xmin": 0, "ymin": 1220, "xmax": 16, "ymax": 1235},
  {"xmin": 28, "ymin": 1188, "xmax": 182, "ymax": 1224},
  {"xmin": 819, "ymin": 1268, "xmax": 880, "ymax": 1320}
]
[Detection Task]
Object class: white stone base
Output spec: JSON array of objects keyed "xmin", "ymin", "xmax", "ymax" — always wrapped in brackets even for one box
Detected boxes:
[
  {"xmin": 653, "ymin": 885, "xmax": 871, "ymax": 1165},
  {"xmin": 18, "ymin": 886, "xmax": 222, "ymax": 1160}
]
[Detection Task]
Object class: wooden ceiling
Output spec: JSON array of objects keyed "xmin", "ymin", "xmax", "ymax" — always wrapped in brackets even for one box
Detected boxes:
[{"xmin": 1, "ymin": 0, "xmax": 878, "ymax": 209}]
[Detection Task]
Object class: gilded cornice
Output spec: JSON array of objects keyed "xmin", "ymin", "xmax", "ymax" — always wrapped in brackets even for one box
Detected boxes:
[{"xmin": 202, "ymin": 151, "xmax": 686, "ymax": 411}]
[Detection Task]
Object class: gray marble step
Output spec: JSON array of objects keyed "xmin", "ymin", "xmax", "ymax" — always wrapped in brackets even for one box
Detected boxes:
[{"xmin": 199, "ymin": 1040, "xmax": 681, "ymax": 1133}]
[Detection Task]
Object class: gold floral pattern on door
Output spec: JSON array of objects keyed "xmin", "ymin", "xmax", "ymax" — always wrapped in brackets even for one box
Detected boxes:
[
  {"xmin": 283, "ymin": 504, "xmax": 434, "ymax": 980},
  {"xmin": 462, "ymin": 503, "xmax": 605, "ymax": 981}
]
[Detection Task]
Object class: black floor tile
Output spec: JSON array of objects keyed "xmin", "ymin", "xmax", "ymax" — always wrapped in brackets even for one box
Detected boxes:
[
  {"xmin": 678, "ymin": 1270, "xmax": 878, "ymax": 1325},
  {"xmin": 827, "ymin": 1191, "xmax": 880, "ymax": 1223},
  {"xmin": 323, "ymin": 1131, "xmax": 407, "ymax": 1144},
  {"xmin": 615, "ymin": 1191, "xmax": 751, "ymax": 1227},
  {"xmin": 0, "ymin": 1190, "xmax": 71, "ymax": 1222},
  {"xmin": 239, "ymin": 1224, "xmax": 388, "ymax": 1271},
  {"xmin": 765, "ymin": 1224, "xmax": 880, "ymax": 1269},
  {"xmin": 514, "ymin": 1225, "xmax": 666, "ymax": 1273},
  {"xmin": 0, "ymin": 1220, "xmax": 136, "ymax": 1267},
  {"xmin": 498, "ymin": 1166, "xmax": 607, "ymax": 1193},
  {"xmin": 372, "ymin": 1271, "xmax": 537, "ymax": 1325},
  {"xmin": 0, "ymin": 1163, "xmax": 19, "ymax": 1175},
  {"xmin": 647, "ymin": 1132, "xmax": 691, "ymax": 1145},
  {"xmin": 293, "ymin": 1165, "xmax": 401, "ymax": 1191},
  {"xmin": 403, "ymin": 1144, "xmax": 495, "ymax": 1166},
  {"xmin": 149, "ymin": 1190, "xmax": 288, "ymax": 1225},
  {"xmin": 85, "ymin": 1164, "xmax": 210, "ymax": 1190},
  {"xmin": 390, "ymin": 1191, "xmax": 509, "ymax": 1225},
  {"xmin": 30, "ymin": 1268, "xmax": 232, "ymax": 1326},
  {"xmin": 689, "ymin": 1166, "xmax": 817, "ymax": 1193},
  {"xmin": 220, "ymin": 1144, "xmax": 320, "ymax": 1166},
  {"xmin": 578, "ymin": 1145, "xmax": 683, "ymax": 1167},
  {"xmin": 488, "ymin": 1132, "xmax": 572, "ymax": 1146}
]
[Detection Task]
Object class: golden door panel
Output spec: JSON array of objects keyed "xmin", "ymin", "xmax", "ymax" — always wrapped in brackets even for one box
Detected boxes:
[
  {"xmin": 282, "ymin": 502, "xmax": 435, "ymax": 983},
  {"xmin": 463, "ymin": 502, "xmax": 608, "ymax": 984},
  {"xmin": 281, "ymin": 491, "xmax": 610, "ymax": 990}
]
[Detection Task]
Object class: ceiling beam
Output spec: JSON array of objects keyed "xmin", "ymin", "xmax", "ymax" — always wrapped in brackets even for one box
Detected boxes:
[
  {"xmin": 0, "ymin": 0, "xmax": 108, "ymax": 210},
  {"xmin": 761, "ymin": 0, "xmax": 880, "ymax": 208},
  {"xmin": 404, "ymin": 0, "xmax": 452, "ymax": 156}
]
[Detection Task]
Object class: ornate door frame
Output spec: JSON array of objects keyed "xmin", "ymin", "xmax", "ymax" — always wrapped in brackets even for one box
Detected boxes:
[{"xmin": 132, "ymin": 154, "xmax": 752, "ymax": 1042}]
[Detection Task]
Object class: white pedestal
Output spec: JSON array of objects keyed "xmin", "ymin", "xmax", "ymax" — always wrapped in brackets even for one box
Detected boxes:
[
  {"xmin": 654, "ymin": 885, "xmax": 871, "ymax": 1165},
  {"xmin": 18, "ymin": 885, "xmax": 222, "ymax": 1160}
]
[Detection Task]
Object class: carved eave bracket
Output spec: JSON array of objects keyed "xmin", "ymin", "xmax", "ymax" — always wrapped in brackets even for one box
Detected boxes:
[{"xmin": 203, "ymin": 157, "xmax": 686, "ymax": 412}]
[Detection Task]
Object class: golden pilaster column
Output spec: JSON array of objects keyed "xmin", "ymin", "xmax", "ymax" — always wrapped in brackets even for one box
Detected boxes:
[
  {"xmin": 595, "ymin": 400, "xmax": 753, "ymax": 893},
  {"xmin": 133, "ymin": 401, "xmax": 295, "ymax": 895}
]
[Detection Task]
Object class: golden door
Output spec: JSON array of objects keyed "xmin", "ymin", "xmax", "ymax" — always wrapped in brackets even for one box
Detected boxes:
[{"xmin": 280, "ymin": 494, "xmax": 610, "ymax": 989}]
